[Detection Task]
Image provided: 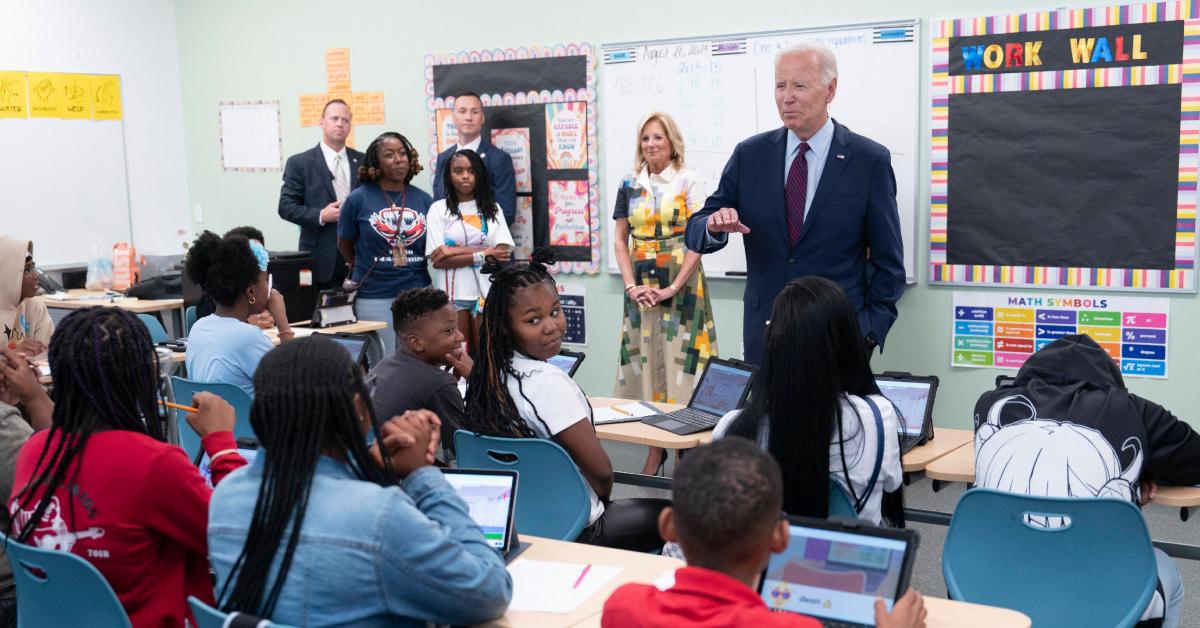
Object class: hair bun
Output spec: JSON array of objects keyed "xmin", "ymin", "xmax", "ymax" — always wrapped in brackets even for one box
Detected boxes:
[
  {"xmin": 480, "ymin": 256, "xmax": 505, "ymax": 276},
  {"xmin": 529, "ymin": 247, "xmax": 556, "ymax": 273}
]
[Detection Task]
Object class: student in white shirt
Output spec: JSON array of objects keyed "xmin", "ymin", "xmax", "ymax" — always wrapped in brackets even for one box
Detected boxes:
[
  {"xmin": 426, "ymin": 149, "xmax": 513, "ymax": 353},
  {"xmin": 714, "ymin": 276, "xmax": 906, "ymax": 525},
  {"xmin": 459, "ymin": 249, "xmax": 669, "ymax": 551}
]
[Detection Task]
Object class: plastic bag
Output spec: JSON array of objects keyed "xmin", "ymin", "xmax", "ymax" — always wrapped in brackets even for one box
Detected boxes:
[{"xmin": 85, "ymin": 239, "xmax": 113, "ymax": 291}]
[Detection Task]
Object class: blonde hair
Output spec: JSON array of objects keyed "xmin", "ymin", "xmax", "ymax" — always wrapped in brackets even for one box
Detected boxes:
[{"xmin": 632, "ymin": 111, "xmax": 686, "ymax": 173}]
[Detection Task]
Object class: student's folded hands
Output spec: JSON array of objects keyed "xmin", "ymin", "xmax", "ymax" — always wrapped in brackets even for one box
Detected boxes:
[{"xmin": 378, "ymin": 410, "xmax": 442, "ymax": 477}]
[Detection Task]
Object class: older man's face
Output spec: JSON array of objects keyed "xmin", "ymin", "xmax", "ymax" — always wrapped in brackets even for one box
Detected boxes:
[{"xmin": 774, "ymin": 51, "xmax": 836, "ymax": 139}]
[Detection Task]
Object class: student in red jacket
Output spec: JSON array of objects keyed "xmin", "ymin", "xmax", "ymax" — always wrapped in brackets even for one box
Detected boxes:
[
  {"xmin": 7, "ymin": 307, "xmax": 246, "ymax": 627},
  {"xmin": 603, "ymin": 438, "xmax": 925, "ymax": 628}
]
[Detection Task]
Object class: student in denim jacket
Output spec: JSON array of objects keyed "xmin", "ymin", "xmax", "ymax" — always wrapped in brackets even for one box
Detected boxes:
[{"xmin": 207, "ymin": 336, "xmax": 511, "ymax": 626}]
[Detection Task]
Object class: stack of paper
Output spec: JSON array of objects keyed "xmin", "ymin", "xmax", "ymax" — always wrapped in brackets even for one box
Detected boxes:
[
  {"xmin": 594, "ymin": 402, "xmax": 659, "ymax": 425},
  {"xmin": 507, "ymin": 559, "xmax": 622, "ymax": 613}
]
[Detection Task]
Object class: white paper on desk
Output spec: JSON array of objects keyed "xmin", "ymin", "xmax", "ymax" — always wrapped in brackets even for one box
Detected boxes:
[
  {"xmin": 507, "ymin": 559, "xmax": 622, "ymax": 613},
  {"xmin": 594, "ymin": 403, "xmax": 658, "ymax": 425}
]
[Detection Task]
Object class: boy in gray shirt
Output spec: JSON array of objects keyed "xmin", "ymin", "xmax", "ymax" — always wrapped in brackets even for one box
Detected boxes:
[{"xmin": 370, "ymin": 289, "xmax": 471, "ymax": 457}]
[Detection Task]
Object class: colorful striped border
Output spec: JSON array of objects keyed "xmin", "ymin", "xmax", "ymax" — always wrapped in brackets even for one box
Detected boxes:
[
  {"xmin": 931, "ymin": 1, "xmax": 1200, "ymax": 291},
  {"xmin": 423, "ymin": 44, "xmax": 600, "ymax": 274}
]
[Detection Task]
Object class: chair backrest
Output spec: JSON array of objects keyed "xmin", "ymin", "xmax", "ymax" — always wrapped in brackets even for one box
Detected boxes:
[
  {"xmin": 6, "ymin": 538, "xmax": 130, "ymax": 628},
  {"xmin": 170, "ymin": 376, "xmax": 255, "ymax": 461},
  {"xmin": 454, "ymin": 430, "xmax": 591, "ymax": 541},
  {"xmin": 188, "ymin": 596, "xmax": 296, "ymax": 628},
  {"xmin": 942, "ymin": 488, "xmax": 1158, "ymax": 628},
  {"xmin": 136, "ymin": 313, "xmax": 169, "ymax": 344},
  {"xmin": 184, "ymin": 306, "xmax": 198, "ymax": 336},
  {"xmin": 827, "ymin": 478, "xmax": 859, "ymax": 518}
]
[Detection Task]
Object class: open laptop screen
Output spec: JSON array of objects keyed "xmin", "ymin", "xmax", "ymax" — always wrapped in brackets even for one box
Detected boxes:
[
  {"xmin": 329, "ymin": 335, "xmax": 368, "ymax": 364},
  {"xmin": 875, "ymin": 378, "xmax": 932, "ymax": 437},
  {"xmin": 547, "ymin": 350, "xmax": 584, "ymax": 377},
  {"xmin": 441, "ymin": 470, "xmax": 517, "ymax": 551},
  {"xmin": 761, "ymin": 522, "xmax": 910, "ymax": 625},
  {"xmin": 690, "ymin": 361, "xmax": 754, "ymax": 415}
]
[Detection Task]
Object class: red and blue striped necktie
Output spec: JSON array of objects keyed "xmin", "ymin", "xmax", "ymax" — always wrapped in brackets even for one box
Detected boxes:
[{"xmin": 785, "ymin": 142, "xmax": 810, "ymax": 249}]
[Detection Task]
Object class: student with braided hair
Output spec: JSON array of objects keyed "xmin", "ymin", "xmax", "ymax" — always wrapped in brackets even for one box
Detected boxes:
[
  {"xmin": 337, "ymin": 131, "xmax": 434, "ymax": 357},
  {"xmin": 208, "ymin": 336, "xmax": 511, "ymax": 626},
  {"xmin": 185, "ymin": 230, "xmax": 294, "ymax": 397},
  {"xmin": 7, "ymin": 307, "xmax": 246, "ymax": 628},
  {"xmin": 461, "ymin": 249, "xmax": 670, "ymax": 551}
]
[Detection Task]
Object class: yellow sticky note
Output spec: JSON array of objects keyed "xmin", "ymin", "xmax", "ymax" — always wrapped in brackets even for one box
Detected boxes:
[
  {"xmin": 91, "ymin": 74, "xmax": 121, "ymax": 120},
  {"xmin": 325, "ymin": 48, "xmax": 350, "ymax": 66},
  {"xmin": 27, "ymin": 72, "xmax": 63, "ymax": 118},
  {"xmin": 299, "ymin": 93, "xmax": 324, "ymax": 127},
  {"xmin": 0, "ymin": 72, "xmax": 28, "ymax": 118},
  {"xmin": 59, "ymin": 74, "xmax": 91, "ymax": 119}
]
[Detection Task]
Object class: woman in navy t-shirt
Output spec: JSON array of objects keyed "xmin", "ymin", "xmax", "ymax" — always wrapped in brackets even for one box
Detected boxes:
[{"xmin": 337, "ymin": 132, "xmax": 433, "ymax": 357}]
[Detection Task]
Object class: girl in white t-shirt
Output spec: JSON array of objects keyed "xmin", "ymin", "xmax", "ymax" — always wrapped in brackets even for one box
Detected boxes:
[
  {"xmin": 426, "ymin": 149, "xmax": 514, "ymax": 353},
  {"xmin": 459, "ymin": 249, "xmax": 669, "ymax": 552},
  {"xmin": 720, "ymin": 276, "xmax": 907, "ymax": 526}
]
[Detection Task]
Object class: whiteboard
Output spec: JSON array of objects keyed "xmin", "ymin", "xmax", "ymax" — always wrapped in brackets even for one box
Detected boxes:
[
  {"xmin": 0, "ymin": 117, "xmax": 132, "ymax": 267},
  {"xmin": 600, "ymin": 21, "xmax": 919, "ymax": 282}
]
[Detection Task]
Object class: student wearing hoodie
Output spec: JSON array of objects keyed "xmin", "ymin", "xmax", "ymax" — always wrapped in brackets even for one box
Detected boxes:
[
  {"xmin": 0, "ymin": 236, "xmax": 53, "ymax": 359},
  {"xmin": 974, "ymin": 333, "xmax": 1200, "ymax": 628}
]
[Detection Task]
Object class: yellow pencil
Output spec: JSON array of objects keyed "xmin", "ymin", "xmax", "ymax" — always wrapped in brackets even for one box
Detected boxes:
[
  {"xmin": 611, "ymin": 405, "xmax": 632, "ymax": 416},
  {"xmin": 158, "ymin": 400, "xmax": 198, "ymax": 413}
]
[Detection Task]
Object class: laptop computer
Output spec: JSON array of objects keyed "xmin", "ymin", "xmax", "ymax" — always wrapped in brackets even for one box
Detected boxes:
[
  {"xmin": 874, "ymin": 372, "xmax": 938, "ymax": 454},
  {"xmin": 441, "ymin": 468, "xmax": 529, "ymax": 564},
  {"xmin": 328, "ymin": 332, "xmax": 369, "ymax": 367},
  {"xmin": 547, "ymin": 349, "xmax": 586, "ymax": 377},
  {"xmin": 641, "ymin": 357, "xmax": 756, "ymax": 435},
  {"xmin": 759, "ymin": 516, "xmax": 919, "ymax": 628},
  {"xmin": 197, "ymin": 438, "xmax": 260, "ymax": 487}
]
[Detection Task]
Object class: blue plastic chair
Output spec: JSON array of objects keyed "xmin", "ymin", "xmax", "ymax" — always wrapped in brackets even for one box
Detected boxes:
[
  {"xmin": 6, "ymin": 538, "xmax": 131, "ymax": 628},
  {"xmin": 136, "ymin": 313, "xmax": 169, "ymax": 344},
  {"xmin": 827, "ymin": 478, "xmax": 859, "ymax": 518},
  {"xmin": 188, "ymin": 596, "xmax": 296, "ymax": 628},
  {"xmin": 454, "ymin": 430, "xmax": 591, "ymax": 541},
  {"xmin": 942, "ymin": 489, "xmax": 1158, "ymax": 628},
  {"xmin": 184, "ymin": 306, "xmax": 198, "ymax": 336},
  {"xmin": 170, "ymin": 376, "xmax": 255, "ymax": 461}
]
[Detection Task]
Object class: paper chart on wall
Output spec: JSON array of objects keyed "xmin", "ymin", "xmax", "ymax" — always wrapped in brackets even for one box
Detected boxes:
[
  {"xmin": 548, "ymin": 180, "xmax": 590, "ymax": 247},
  {"xmin": 545, "ymin": 102, "xmax": 587, "ymax": 169},
  {"xmin": 219, "ymin": 101, "xmax": 282, "ymax": 171},
  {"xmin": 511, "ymin": 197, "xmax": 535, "ymax": 260},
  {"xmin": 950, "ymin": 291, "xmax": 1170, "ymax": 378},
  {"xmin": 492, "ymin": 127, "xmax": 532, "ymax": 192}
]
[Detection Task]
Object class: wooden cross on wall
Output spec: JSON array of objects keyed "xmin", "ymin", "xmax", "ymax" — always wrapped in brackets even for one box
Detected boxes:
[{"xmin": 297, "ymin": 48, "xmax": 385, "ymax": 148}]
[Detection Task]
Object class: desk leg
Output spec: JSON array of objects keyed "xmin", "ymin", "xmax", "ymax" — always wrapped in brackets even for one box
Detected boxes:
[
  {"xmin": 1181, "ymin": 507, "xmax": 1192, "ymax": 523},
  {"xmin": 931, "ymin": 479, "xmax": 943, "ymax": 493},
  {"xmin": 614, "ymin": 471, "xmax": 672, "ymax": 491}
]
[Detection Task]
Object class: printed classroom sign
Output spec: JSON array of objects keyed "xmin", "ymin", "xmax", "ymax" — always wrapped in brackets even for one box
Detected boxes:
[
  {"xmin": 930, "ymin": 1, "xmax": 1200, "ymax": 292},
  {"xmin": 951, "ymin": 292, "xmax": 1169, "ymax": 378}
]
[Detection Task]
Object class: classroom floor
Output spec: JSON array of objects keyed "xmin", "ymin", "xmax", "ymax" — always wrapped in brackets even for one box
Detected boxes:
[{"xmin": 602, "ymin": 440, "xmax": 1200, "ymax": 627}]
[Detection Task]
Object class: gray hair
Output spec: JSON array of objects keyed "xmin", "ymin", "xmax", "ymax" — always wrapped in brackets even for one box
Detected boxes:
[{"xmin": 774, "ymin": 41, "xmax": 838, "ymax": 86}]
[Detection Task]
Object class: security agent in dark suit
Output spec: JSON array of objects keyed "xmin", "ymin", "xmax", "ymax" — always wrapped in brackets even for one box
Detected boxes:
[
  {"xmin": 431, "ymin": 92, "xmax": 517, "ymax": 225},
  {"xmin": 685, "ymin": 42, "xmax": 905, "ymax": 365},
  {"xmin": 278, "ymin": 99, "xmax": 365, "ymax": 289}
]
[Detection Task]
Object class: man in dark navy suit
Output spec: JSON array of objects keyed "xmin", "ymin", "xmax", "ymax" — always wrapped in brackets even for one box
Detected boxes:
[
  {"xmin": 685, "ymin": 42, "xmax": 905, "ymax": 365},
  {"xmin": 432, "ymin": 92, "xmax": 517, "ymax": 225},
  {"xmin": 278, "ymin": 99, "xmax": 364, "ymax": 290}
]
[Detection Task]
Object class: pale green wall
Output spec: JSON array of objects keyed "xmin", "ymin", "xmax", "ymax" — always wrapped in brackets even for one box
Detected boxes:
[{"xmin": 175, "ymin": 0, "xmax": 1200, "ymax": 431}]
